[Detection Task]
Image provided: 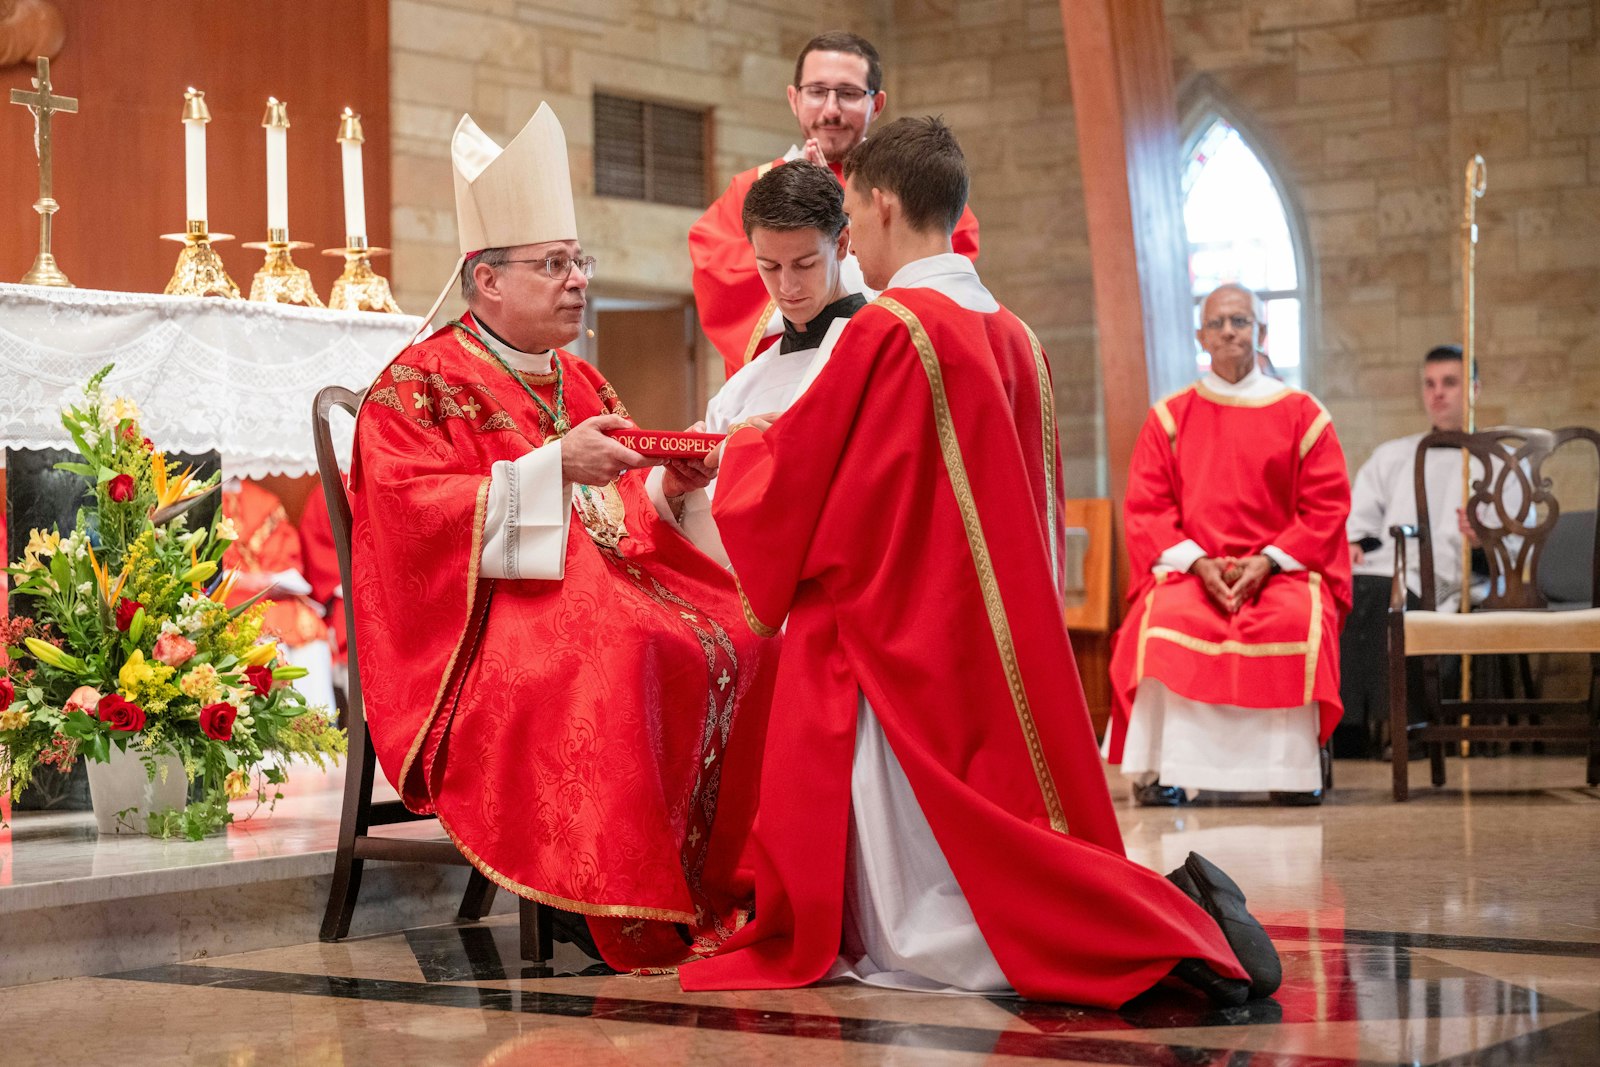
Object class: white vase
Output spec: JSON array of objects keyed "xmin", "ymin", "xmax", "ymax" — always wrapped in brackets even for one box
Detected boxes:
[{"xmin": 84, "ymin": 745, "xmax": 189, "ymax": 835}]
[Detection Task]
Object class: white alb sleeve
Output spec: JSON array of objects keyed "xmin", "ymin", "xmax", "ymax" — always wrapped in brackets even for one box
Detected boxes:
[
  {"xmin": 644, "ymin": 467, "xmax": 729, "ymax": 568},
  {"xmin": 480, "ymin": 442, "xmax": 573, "ymax": 580},
  {"xmin": 1262, "ymin": 545, "xmax": 1306, "ymax": 573},
  {"xmin": 1155, "ymin": 539, "xmax": 1206, "ymax": 574}
]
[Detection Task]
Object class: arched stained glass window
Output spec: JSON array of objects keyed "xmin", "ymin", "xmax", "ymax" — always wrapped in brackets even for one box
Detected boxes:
[{"xmin": 1181, "ymin": 117, "xmax": 1307, "ymax": 388}]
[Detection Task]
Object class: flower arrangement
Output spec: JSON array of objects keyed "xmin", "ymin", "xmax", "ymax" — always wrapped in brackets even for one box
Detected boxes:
[{"xmin": 2, "ymin": 365, "xmax": 345, "ymax": 839}]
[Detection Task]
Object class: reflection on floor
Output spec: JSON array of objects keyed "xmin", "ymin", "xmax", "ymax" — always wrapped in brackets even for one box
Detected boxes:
[{"xmin": 3, "ymin": 756, "xmax": 1597, "ymax": 1065}]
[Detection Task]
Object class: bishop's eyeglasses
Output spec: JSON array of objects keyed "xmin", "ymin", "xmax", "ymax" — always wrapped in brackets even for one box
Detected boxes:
[
  {"xmin": 502, "ymin": 253, "xmax": 598, "ymax": 281},
  {"xmin": 796, "ymin": 83, "xmax": 874, "ymax": 106},
  {"xmin": 1201, "ymin": 314, "xmax": 1257, "ymax": 332}
]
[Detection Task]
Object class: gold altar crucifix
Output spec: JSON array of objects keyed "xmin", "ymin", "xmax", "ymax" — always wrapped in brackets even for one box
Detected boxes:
[{"xmin": 10, "ymin": 55, "xmax": 77, "ymax": 287}]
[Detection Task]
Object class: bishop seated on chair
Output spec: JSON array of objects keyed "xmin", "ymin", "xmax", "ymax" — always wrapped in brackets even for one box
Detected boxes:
[{"xmin": 348, "ymin": 104, "xmax": 778, "ymax": 972}]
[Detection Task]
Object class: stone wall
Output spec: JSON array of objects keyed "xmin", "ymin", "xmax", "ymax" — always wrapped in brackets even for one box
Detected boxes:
[
  {"xmin": 892, "ymin": 0, "xmax": 1103, "ymax": 495},
  {"xmin": 1168, "ymin": 0, "xmax": 1600, "ymax": 489},
  {"xmin": 388, "ymin": 0, "xmax": 1599, "ymax": 495}
]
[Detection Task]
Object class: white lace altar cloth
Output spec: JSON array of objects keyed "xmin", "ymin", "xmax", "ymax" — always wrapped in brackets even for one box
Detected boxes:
[{"xmin": 0, "ymin": 283, "xmax": 421, "ymax": 478}]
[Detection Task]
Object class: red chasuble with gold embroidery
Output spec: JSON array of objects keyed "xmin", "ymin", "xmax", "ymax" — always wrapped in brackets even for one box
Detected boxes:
[
  {"xmin": 1104, "ymin": 383, "xmax": 1352, "ymax": 763},
  {"xmin": 349, "ymin": 321, "xmax": 776, "ymax": 970},
  {"xmin": 689, "ymin": 158, "xmax": 980, "ymax": 380},
  {"xmin": 678, "ymin": 290, "xmax": 1246, "ymax": 1006}
]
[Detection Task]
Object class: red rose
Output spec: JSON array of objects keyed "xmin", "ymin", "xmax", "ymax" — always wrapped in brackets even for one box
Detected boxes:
[
  {"xmin": 0, "ymin": 676, "xmax": 14, "ymax": 707},
  {"xmin": 108, "ymin": 473, "xmax": 136, "ymax": 502},
  {"xmin": 95, "ymin": 693, "xmax": 147, "ymax": 732},
  {"xmin": 142, "ymin": 437, "xmax": 154, "ymax": 451},
  {"xmin": 244, "ymin": 665, "xmax": 274, "ymax": 696},
  {"xmin": 121, "ymin": 424, "xmax": 139, "ymax": 442},
  {"xmin": 115, "ymin": 598, "xmax": 143, "ymax": 631},
  {"xmin": 199, "ymin": 702, "xmax": 237, "ymax": 741}
]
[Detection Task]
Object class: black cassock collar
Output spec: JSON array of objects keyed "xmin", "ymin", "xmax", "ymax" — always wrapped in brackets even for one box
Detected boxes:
[{"xmin": 779, "ymin": 293, "xmax": 867, "ymax": 355}]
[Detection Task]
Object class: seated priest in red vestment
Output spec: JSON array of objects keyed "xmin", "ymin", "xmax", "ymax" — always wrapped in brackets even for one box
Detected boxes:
[
  {"xmin": 680, "ymin": 118, "xmax": 1277, "ymax": 1008},
  {"xmin": 650, "ymin": 160, "xmax": 867, "ymax": 565},
  {"xmin": 1105, "ymin": 284, "xmax": 1352, "ymax": 807},
  {"xmin": 220, "ymin": 478, "xmax": 337, "ymax": 714},
  {"xmin": 689, "ymin": 30, "xmax": 979, "ymax": 381},
  {"xmin": 349, "ymin": 104, "xmax": 777, "ymax": 971}
]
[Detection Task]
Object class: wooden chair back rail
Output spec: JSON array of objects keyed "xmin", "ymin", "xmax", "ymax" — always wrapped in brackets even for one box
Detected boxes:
[
  {"xmin": 1388, "ymin": 425, "xmax": 1600, "ymax": 801},
  {"xmin": 1412, "ymin": 427, "xmax": 1600, "ymax": 611},
  {"xmin": 311, "ymin": 385, "xmax": 552, "ymax": 963}
]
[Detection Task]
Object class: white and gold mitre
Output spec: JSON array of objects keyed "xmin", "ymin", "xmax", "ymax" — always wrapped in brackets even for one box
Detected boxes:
[
  {"xmin": 451, "ymin": 104, "xmax": 578, "ymax": 254},
  {"xmin": 404, "ymin": 103, "xmax": 579, "ymax": 341}
]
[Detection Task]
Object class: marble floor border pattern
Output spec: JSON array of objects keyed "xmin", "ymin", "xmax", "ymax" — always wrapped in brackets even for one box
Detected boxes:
[
  {"xmin": 100, "ymin": 919, "xmax": 1600, "ymax": 1067},
  {"xmin": 103, "ymin": 963, "xmax": 1402, "ymax": 1066}
]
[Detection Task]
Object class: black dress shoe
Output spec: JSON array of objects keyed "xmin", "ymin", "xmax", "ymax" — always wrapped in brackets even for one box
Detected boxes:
[
  {"xmin": 1168, "ymin": 957, "xmax": 1250, "ymax": 1007},
  {"xmin": 1166, "ymin": 851, "xmax": 1281, "ymax": 999},
  {"xmin": 1268, "ymin": 789, "xmax": 1323, "ymax": 806},
  {"xmin": 1135, "ymin": 781, "xmax": 1188, "ymax": 807}
]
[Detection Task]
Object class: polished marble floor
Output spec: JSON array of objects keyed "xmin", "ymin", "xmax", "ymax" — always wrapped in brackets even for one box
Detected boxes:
[{"xmin": 4, "ymin": 756, "xmax": 1598, "ymax": 1066}]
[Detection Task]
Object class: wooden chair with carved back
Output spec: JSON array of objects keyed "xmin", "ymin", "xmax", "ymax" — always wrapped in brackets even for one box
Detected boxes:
[
  {"xmin": 1387, "ymin": 426, "xmax": 1600, "ymax": 800},
  {"xmin": 312, "ymin": 385, "xmax": 552, "ymax": 963}
]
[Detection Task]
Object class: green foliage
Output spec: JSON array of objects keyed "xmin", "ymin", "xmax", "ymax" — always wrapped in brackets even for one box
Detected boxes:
[{"xmin": 0, "ymin": 364, "xmax": 344, "ymax": 837}]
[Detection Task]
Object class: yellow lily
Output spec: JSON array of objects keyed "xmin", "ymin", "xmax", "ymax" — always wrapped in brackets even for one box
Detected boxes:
[
  {"xmin": 179, "ymin": 560, "xmax": 218, "ymax": 586},
  {"xmin": 240, "ymin": 642, "xmax": 279, "ymax": 667},
  {"xmin": 24, "ymin": 638, "xmax": 86, "ymax": 674},
  {"xmin": 119, "ymin": 649, "xmax": 155, "ymax": 693},
  {"xmin": 85, "ymin": 540, "xmax": 131, "ymax": 608}
]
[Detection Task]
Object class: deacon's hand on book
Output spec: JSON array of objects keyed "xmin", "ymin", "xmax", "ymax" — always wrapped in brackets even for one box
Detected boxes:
[
  {"xmin": 662, "ymin": 421, "xmax": 717, "ymax": 498},
  {"xmin": 562, "ymin": 414, "xmax": 650, "ymax": 486},
  {"xmin": 706, "ymin": 411, "xmax": 782, "ymax": 470}
]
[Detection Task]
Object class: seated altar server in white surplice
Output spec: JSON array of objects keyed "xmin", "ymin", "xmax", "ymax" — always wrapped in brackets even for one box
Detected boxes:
[{"xmin": 647, "ymin": 161, "xmax": 865, "ymax": 566}]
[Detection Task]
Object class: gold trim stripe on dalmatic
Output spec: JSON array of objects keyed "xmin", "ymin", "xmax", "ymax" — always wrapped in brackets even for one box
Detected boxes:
[
  {"xmin": 873, "ymin": 296, "xmax": 1069, "ymax": 835},
  {"xmin": 1299, "ymin": 409, "xmax": 1332, "ymax": 459},
  {"xmin": 1021, "ymin": 321, "xmax": 1059, "ymax": 587}
]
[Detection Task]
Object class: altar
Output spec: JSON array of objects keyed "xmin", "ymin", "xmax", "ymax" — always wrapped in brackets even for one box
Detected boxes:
[{"xmin": 0, "ymin": 282, "xmax": 419, "ymax": 478}]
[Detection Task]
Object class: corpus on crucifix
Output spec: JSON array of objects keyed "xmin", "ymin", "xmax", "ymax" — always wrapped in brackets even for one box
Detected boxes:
[{"xmin": 9, "ymin": 54, "xmax": 76, "ymax": 286}]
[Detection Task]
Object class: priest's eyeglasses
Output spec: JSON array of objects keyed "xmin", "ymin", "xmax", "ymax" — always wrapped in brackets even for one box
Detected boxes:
[
  {"xmin": 796, "ymin": 84, "xmax": 873, "ymax": 106},
  {"xmin": 503, "ymin": 254, "xmax": 598, "ymax": 281},
  {"xmin": 1202, "ymin": 314, "xmax": 1256, "ymax": 332}
]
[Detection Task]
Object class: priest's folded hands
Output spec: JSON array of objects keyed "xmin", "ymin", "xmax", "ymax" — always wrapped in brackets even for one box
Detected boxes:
[{"xmin": 1191, "ymin": 554, "xmax": 1276, "ymax": 614}]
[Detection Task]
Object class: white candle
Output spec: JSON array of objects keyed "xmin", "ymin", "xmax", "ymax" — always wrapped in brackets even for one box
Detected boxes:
[
  {"xmin": 183, "ymin": 89, "xmax": 208, "ymax": 222},
  {"xmin": 264, "ymin": 98, "xmax": 289, "ymax": 234},
  {"xmin": 338, "ymin": 110, "xmax": 367, "ymax": 241}
]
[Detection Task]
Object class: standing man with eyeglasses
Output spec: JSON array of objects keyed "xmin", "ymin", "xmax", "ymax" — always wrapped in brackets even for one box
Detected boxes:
[
  {"xmin": 689, "ymin": 30, "xmax": 980, "ymax": 380},
  {"xmin": 350, "ymin": 104, "xmax": 778, "ymax": 974},
  {"xmin": 1103, "ymin": 283, "xmax": 1352, "ymax": 807}
]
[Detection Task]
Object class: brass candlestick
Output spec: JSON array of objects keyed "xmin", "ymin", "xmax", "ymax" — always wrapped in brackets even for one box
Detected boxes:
[
  {"xmin": 323, "ymin": 236, "xmax": 401, "ymax": 313},
  {"xmin": 161, "ymin": 220, "xmax": 239, "ymax": 298},
  {"xmin": 10, "ymin": 57, "xmax": 78, "ymax": 287},
  {"xmin": 243, "ymin": 228, "xmax": 323, "ymax": 306}
]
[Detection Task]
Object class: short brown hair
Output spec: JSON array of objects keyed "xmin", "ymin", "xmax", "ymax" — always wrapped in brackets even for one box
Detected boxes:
[
  {"xmin": 793, "ymin": 31, "xmax": 882, "ymax": 94},
  {"xmin": 843, "ymin": 116, "xmax": 968, "ymax": 236},
  {"xmin": 742, "ymin": 161, "xmax": 848, "ymax": 240}
]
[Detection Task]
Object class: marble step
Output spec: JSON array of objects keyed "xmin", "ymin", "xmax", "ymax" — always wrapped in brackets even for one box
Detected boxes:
[{"xmin": 0, "ymin": 772, "xmax": 512, "ymax": 988}]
